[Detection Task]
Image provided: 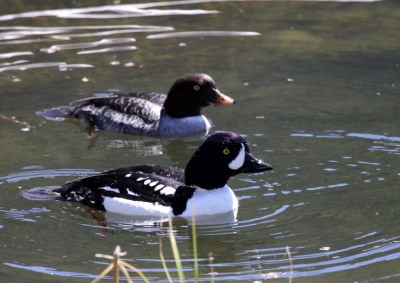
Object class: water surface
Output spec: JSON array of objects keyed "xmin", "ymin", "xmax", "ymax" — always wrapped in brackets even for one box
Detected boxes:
[{"xmin": 1, "ymin": 0, "xmax": 400, "ymax": 282}]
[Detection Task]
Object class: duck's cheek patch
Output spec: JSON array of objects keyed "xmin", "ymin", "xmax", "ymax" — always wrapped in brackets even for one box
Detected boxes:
[{"xmin": 228, "ymin": 144, "xmax": 245, "ymax": 170}]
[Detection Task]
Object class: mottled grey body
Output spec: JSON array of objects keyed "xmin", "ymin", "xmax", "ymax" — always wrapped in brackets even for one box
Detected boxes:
[{"xmin": 36, "ymin": 73, "xmax": 234, "ymax": 137}]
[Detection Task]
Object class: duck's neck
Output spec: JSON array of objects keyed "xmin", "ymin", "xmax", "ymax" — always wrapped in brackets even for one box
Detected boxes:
[{"xmin": 163, "ymin": 97, "xmax": 203, "ymax": 118}]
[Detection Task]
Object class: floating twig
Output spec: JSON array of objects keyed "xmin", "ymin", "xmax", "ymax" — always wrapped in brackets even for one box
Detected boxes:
[{"xmin": 0, "ymin": 112, "xmax": 31, "ymax": 130}]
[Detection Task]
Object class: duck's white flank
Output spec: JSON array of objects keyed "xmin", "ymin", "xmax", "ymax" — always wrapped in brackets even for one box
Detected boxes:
[
  {"xmin": 103, "ymin": 197, "xmax": 172, "ymax": 217},
  {"xmin": 102, "ymin": 184, "xmax": 238, "ymax": 218}
]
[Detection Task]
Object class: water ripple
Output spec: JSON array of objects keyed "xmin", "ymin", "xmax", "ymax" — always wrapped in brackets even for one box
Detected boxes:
[
  {"xmin": 0, "ymin": 25, "xmax": 172, "ymax": 31},
  {"xmin": 147, "ymin": 31, "xmax": 261, "ymax": 39},
  {"xmin": 77, "ymin": 46, "xmax": 137, "ymax": 55},
  {"xmin": 62, "ymin": 28, "xmax": 174, "ymax": 38},
  {"xmin": 0, "ymin": 60, "xmax": 29, "ymax": 67},
  {"xmin": 292, "ymin": 131, "xmax": 400, "ymax": 143},
  {"xmin": 242, "ymin": 238, "xmax": 400, "ymax": 279},
  {"xmin": 236, "ymin": 205, "xmax": 289, "ymax": 228},
  {"xmin": 0, "ymin": 51, "xmax": 33, "ymax": 59},
  {"xmin": 0, "ymin": 62, "xmax": 66, "ymax": 72},
  {"xmin": 0, "ymin": 169, "xmax": 99, "ymax": 183},
  {"xmin": 0, "ymin": 30, "xmax": 66, "ymax": 40},
  {"xmin": 4, "ymin": 263, "xmax": 97, "ymax": 278},
  {"xmin": 58, "ymin": 63, "xmax": 94, "ymax": 70},
  {"xmin": 0, "ymin": 4, "xmax": 218, "ymax": 22},
  {"xmin": 347, "ymin": 133, "xmax": 400, "ymax": 142},
  {"xmin": 0, "ymin": 25, "xmax": 174, "ymax": 40},
  {"xmin": 0, "ymin": 38, "xmax": 64, "ymax": 46},
  {"xmin": 41, "ymin": 38, "xmax": 136, "ymax": 53}
]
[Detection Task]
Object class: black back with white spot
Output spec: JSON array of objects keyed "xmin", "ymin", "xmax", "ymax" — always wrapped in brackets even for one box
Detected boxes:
[
  {"xmin": 40, "ymin": 131, "xmax": 272, "ymax": 216},
  {"xmin": 54, "ymin": 165, "xmax": 186, "ymax": 211}
]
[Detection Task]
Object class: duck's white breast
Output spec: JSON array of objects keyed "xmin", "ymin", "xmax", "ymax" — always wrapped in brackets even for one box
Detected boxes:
[
  {"xmin": 158, "ymin": 114, "xmax": 211, "ymax": 136},
  {"xmin": 181, "ymin": 185, "xmax": 239, "ymax": 218}
]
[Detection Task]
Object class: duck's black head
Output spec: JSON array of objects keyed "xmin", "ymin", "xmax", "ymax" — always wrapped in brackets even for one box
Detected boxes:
[
  {"xmin": 185, "ymin": 131, "xmax": 273, "ymax": 190},
  {"xmin": 163, "ymin": 73, "xmax": 235, "ymax": 118}
]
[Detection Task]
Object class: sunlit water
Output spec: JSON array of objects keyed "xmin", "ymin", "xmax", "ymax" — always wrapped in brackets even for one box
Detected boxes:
[{"xmin": 1, "ymin": 0, "xmax": 400, "ymax": 282}]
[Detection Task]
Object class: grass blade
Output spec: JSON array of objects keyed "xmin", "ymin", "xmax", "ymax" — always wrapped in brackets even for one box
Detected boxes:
[
  {"xmin": 91, "ymin": 264, "xmax": 113, "ymax": 283},
  {"xmin": 209, "ymin": 252, "xmax": 215, "ymax": 283},
  {"xmin": 191, "ymin": 199, "xmax": 199, "ymax": 283},
  {"xmin": 168, "ymin": 213, "xmax": 185, "ymax": 283},
  {"xmin": 119, "ymin": 264, "xmax": 133, "ymax": 283},
  {"xmin": 120, "ymin": 261, "xmax": 151, "ymax": 283},
  {"xmin": 286, "ymin": 246, "xmax": 293, "ymax": 283},
  {"xmin": 113, "ymin": 247, "xmax": 120, "ymax": 283},
  {"xmin": 159, "ymin": 223, "xmax": 173, "ymax": 283}
]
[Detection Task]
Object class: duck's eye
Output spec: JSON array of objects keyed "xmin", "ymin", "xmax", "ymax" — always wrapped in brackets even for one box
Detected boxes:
[
  {"xmin": 223, "ymin": 148, "xmax": 230, "ymax": 155},
  {"xmin": 193, "ymin": 85, "xmax": 200, "ymax": 91}
]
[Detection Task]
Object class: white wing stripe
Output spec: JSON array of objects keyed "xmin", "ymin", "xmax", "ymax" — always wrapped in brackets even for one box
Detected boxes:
[
  {"xmin": 99, "ymin": 186, "xmax": 119, "ymax": 193},
  {"xmin": 160, "ymin": 186, "xmax": 175, "ymax": 195},
  {"xmin": 154, "ymin": 184, "xmax": 164, "ymax": 191}
]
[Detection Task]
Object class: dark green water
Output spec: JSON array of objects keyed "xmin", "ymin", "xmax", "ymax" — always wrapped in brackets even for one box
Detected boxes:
[{"xmin": 1, "ymin": 0, "xmax": 400, "ymax": 282}]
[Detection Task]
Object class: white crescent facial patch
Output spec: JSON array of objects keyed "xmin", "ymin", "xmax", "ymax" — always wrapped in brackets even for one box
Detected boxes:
[{"xmin": 228, "ymin": 144, "xmax": 245, "ymax": 170}]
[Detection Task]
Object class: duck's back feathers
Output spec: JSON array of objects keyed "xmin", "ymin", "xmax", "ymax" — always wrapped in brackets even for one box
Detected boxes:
[
  {"xmin": 50, "ymin": 165, "xmax": 185, "ymax": 211},
  {"xmin": 72, "ymin": 93, "xmax": 165, "ymax": 120},
  {"xmin": 72, "ymin": 95, "xmax": 163, "ymax": 135},
  {"xmin": 22, "ymin": 165, "xmax": 193, "ymax": 216},
  {"xmin": 104, "ymin": 165, "xmax": 184, "ymax": 181},
  {"xmin": 72, "ymin": 92, "xmax": 166, "ymax": 107},
  {"xmin": 122, "ymin": 92, "xmax": 166, "ymax": 106},
  {"xmin": 37, "ymin": 93, "xmax": 165, "ymax": 134}
]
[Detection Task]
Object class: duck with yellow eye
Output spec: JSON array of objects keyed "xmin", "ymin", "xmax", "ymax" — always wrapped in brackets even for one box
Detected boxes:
[
  {"xmin": 23, "ymin": 132, "xmax": 272, "ymax": 220},
  {"xmin": 185, "ymin": 132, "xmax": 265, "ymax": 191},
  {"xmin": 37, "ymin": 73, "xmax": 236, "ymax": 137}
]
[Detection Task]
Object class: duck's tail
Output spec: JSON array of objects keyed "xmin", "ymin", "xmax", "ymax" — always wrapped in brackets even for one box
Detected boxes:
[
  {"xmin": 21, "ymin": 186, "xmax": 65, "ymax": 201},
  {"xmin": 36, "ymin": 106, "xmax": 75, "ymax": 121}
]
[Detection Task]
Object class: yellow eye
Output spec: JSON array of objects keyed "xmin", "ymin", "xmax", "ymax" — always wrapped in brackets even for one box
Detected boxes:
[
  {"xmin": 193, "ymin": 85, "xmax": 200, "ymax": 91},
  {"xmin": 223, "ymin": 148, "xmax": 230, "ymax": 155}
]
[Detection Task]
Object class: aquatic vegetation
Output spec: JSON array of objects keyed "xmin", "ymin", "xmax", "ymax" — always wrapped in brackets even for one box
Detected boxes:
[
  {"xmin": 91, "ymin": 210, "xmax": 293, "ymax": 283},
  {"xmin": 92, "ymin": 210, "xmax": 200, "ymax": 283}
]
